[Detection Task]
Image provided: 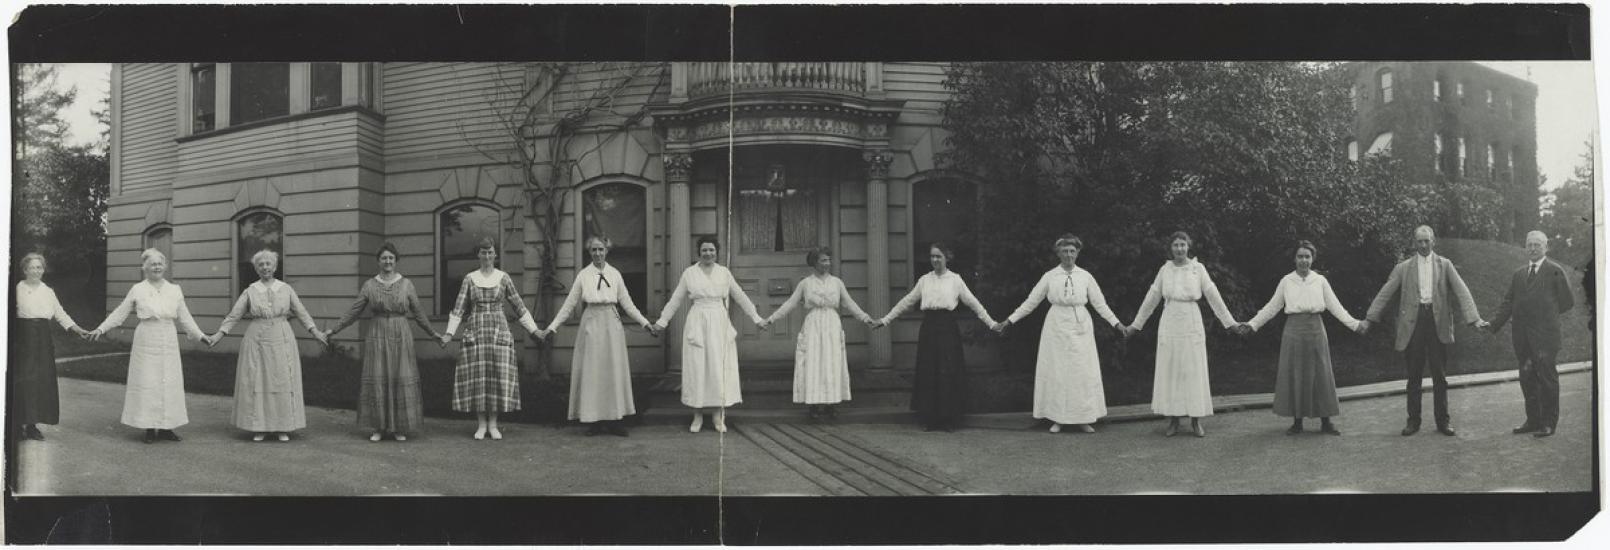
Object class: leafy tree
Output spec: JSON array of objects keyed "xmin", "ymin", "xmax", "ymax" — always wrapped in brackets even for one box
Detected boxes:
[
  {"xmin": 11, "ymin": 63, "xmax": 77, "ymax": 159},
  {"xmin": 1539, "ymin": 138, "xmax": 1594, "ymax": 266},
  {"xmin": 942, "ymin": 62, "xmax": 1420, "ymax": 370}
]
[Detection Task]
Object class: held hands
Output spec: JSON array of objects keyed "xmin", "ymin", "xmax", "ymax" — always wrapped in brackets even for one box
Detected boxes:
[
  {"xmin": 70, "ymin": 326, "xmax": 92, "ymax": 339},
  {"xmin": 642, "ymin": 323, "xmax": 660, "ymax": 338},
  {"xmin": 1230, "ymin": 323, "xmax": 1253, "ymax": 336},
  {"xmin": 1355, "ymin": 320, "xmax": 1371, "ymax": 335},
  {"xmin": 990, "ymin": 320, "xmax": 1008, "ymax": 334},
  {"xmin": 438, "ymin": 333, "xmax": 453, "ymax": 349},
  {"xmin": 1474, "ymin": 319, "xmax": 1493, "ymax": 334}
]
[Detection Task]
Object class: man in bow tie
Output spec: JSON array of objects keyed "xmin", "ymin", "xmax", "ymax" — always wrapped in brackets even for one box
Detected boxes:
[{"xmin": 1480, "ymin": 230, "xmax": 1577, "ymax": 438}]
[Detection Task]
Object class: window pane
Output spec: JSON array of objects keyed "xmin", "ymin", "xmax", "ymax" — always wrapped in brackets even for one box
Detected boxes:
[
  {"xmin": 582, "ymin": 182, "xmax": 648, "ymax": 307},
  {"xmin": 192, "ymin": 64, "xmax": 215, "ymax": 133},
  {"xmin": 230, "ymin": 62, "xmax": 290, "ymax": 125},
  {"xmin": 912, "ymin": 179, "xmax": 978, "ymax": 281},
  {"xmin": 735, "ymin": 166, "xmax": 817, "ymax": 253},
  {"xmin": 311, "ymin": 62, "xmax": 342, "ymax": 110},
  {"xmin": 439, "ymin": 203, "xmax": 502, "ymax": 313},
  {"xmin": 237, "ymin": 212, "xmax": 283, "ymax": 296}
]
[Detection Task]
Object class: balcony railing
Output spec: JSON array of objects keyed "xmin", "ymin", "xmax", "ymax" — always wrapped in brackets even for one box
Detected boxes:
[{"xmin": 672, "ymin": 62, "xmax": 882, "ymax": 100}]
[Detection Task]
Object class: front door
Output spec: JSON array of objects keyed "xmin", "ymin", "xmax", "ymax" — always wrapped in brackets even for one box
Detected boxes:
[{"xmin": 721, "ymin": 146, "xmax": 851, "ymax": 365}]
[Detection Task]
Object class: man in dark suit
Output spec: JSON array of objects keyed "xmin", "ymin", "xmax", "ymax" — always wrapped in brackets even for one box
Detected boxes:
[
  {"xmin": 1360, "ymin": 225, "xmax": 1482, "ymax": 436},
  {"xmin": 1481, "ymin": 230, "xmax": 1576, "ymax": 438}
]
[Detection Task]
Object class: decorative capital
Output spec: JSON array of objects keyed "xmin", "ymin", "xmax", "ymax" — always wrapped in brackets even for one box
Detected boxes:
[
  {"xmin": 663, "ymin": 153, "xmax": 694, "ymax": 182},
  {"xmin": 862, "ymin": 150, "xmax": 894, "ymax": 180}
]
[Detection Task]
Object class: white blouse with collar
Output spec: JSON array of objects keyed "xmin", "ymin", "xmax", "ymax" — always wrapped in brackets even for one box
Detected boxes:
[
  {"xmin": 1006, "ymin": 265, "xmax": 1122, "ymax": 327},
  {"xmin": 879, "ymin": 271, "xmax": 996, "ymax": 326},
  {"xmin": 545, "ymin": 263, "xmax": 651, "ymax": 332},
  {"xmin": 1247, "ymin": 271, "xmax": 1360, "ymax": 332},
  {"xmin": 15, "ymin": 281, "xmax": 78, "ymax": 330}
]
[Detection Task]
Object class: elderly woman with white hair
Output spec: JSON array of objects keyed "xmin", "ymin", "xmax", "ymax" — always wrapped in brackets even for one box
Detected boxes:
[
  {"xmin": 206, "ymin": 249, "xmax": 328, "ymax": 442},
  {"xmin": 90, "ymin": 248, "xmax": 208, "ymax": 444}
]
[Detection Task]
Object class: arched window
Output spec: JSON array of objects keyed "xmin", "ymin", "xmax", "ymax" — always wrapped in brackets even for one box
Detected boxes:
[
  {"xmin": 1375, "ymin": 69, "xmax": 1393, "ymax": 104},
  {"xmin": 911, "ymin": 178, "xmax": 979, "ymax": 282},
  {"xmin": 581, "ymin": 182, "xmax": 648, "ymax": 307},
  {"xmin": 235, "ymin": 210, "xmax": 284, "ymax": 296},
  {"xmin": 1458, "ymin": 81, "xmax": 1468, "ymax": 105},
  {"xmin": 437, "ymin": 201, "xmax": 502, "ymax": 313},
  {"xmin": 144, "ymin": 224, "xmax": 173, "ymax": 275},
  {"xmin": 1486, "ymin": 143, "xmax": 1496, "ymax": 177},
  {"xmin": 1347, "ymin": 139, "xmax": 1359, "ymax": 162},
  {"xmin": 1433, "ymin": 78, "xmax": 1443, "ymax": 101}
]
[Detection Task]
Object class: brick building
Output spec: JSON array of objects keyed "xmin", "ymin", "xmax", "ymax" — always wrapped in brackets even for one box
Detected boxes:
[{"xmin": 1344, "ymin": 61, "xmax": 1540, "ymax": 240}]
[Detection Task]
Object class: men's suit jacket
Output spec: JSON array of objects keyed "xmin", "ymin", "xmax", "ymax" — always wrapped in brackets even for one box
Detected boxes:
[
  {"xmin": 1488, "ymin": 257, "xmax": 1575, "ymax": 355},
  {"xmin": 1365, "ymin": 253, "xmax": 1481, "ymax": 351}
]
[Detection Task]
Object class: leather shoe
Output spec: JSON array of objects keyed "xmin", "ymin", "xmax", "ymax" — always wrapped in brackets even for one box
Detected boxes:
[
  {"xmin": 160, "ymin": 430, "xmax": 183, "ymax": 442},
  {"xmin": 585, "ymin": 424, "xmax": 604, "ymax": 436},
  {"xmin": 1435, "ymin": 426, "xmax": 1456, "ymax": 437},
  {"xmin": 24, "ymin": 425, "xmax": 45, "ymax": 441},
  {"xmin": 1532, "ymin": 427, "xmax": 1555, "ymax": 438},
  {"xmin": 1320, "ymin": 424, "xmax": 1342, "ymax": 436},
  {"xmin": 1512, "ymin": 424, "xmax": 1540, "ymax": 434},
  {"xmin": 607, "ymin": 424, "xmax": 629, "ymax": 437},
  {"xmin": 142, "ymin": 430, "xmax": 157, "ymax": 444},
  {"xmin": 1400, "ymin": 423, "xmax": 1419, "ymax": 436}
]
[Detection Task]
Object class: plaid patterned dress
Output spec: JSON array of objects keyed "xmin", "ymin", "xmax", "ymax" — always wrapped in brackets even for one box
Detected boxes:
[{"xmin": 450, "ymin": 271, "xmax": 531, "ymax": 412}]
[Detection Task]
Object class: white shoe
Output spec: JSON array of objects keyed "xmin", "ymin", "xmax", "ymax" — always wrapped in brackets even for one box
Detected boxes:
[
  {"xmin": 277, "ymin": 433, "xmax": 290, "ymax": 442},
  {"xmin": 689, "ymin": 414, "xmax": 704, "ymax": 433},
  {"xmin": 252, "ymin": 433, "xmax": 266, "ymax": 442},
  {"xmin": 1079, "ymin": 424, "xmax": 1096, "ymax": 433},
  {"xmin": 369, "ymin": 433, "xmax": 382, "ymax": 442},
  {"xmin": 1049, "ymin": 424, "xmax": 1062, "ymax": 433},
  {"xmin": 474, "ymin": 428, "xmax": 487, "ymax": 440},
  {"xmin": 394, "ymin": 434, "xmax": 407, "ymax": 441},
  {"xmin": 488, "ymin": 427, "xmax": 503, "ymax": 440},
  {"xmin": 714, "ymin": 410, "xmax": 728, "ymax": 433}
]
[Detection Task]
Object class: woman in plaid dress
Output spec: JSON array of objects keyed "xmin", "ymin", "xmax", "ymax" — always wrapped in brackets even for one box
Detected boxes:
[{"xmin": 440, "ymin": 238, "xmax": 541, "ymax": 440}]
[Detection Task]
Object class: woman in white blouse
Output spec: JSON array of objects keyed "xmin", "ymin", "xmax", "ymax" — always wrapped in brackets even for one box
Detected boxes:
[
  {"xmin": 12, "ymin": 253, "xmax": 92, "ymax": 441},
  {"xmin": 761, "ymin": 246, "xmax": 874, "ymax": 422},
  {"xmin": 204, "ymin": 250, "xmax": 328, "ymax": 442},
  {"xmin": 1242, "ymin": 240, "xmax": 1363, "ymax": 436},
  {"xmin": 1125, "ymin": 231, "xmax": 1242, "ymax": 438},
  {"xmin": 997, "ymin": 235, "xmax": 1123, "ymax": 434},
  {"xmin": 539, "ymin": 236, "xmax": 658, "ymax": 437},
  {"xmin": 654, "ymin": 236, "xmax": 766, "ymax": 434},
  {"xmin": 875, "ymin": 242, "xmax": 999, "ymax": 432},
  {"xmin": 90, "ymin": 248, "xmax": 208, "ymax": 444}
]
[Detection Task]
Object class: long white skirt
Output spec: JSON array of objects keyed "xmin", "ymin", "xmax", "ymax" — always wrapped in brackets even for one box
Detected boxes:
[
  {"xmin": 1033, "ymin": 305, "xmax": 1107, "ymax": 424},
  {"xmin": 680, "ymin": 302, "xmax": 742, "ymax": 408},
  {"xmin": 569, "ymin": 306, "xmax": 636, "ymax": 422},
  {"xmin": 793, "ymin": 307, "xmax": 852, "ymax": 405},
  {"xmin": 1150, "ymin": 300, "xmax": 1215, "ymax": 417},
  {"xmin": 122, "ymin": 319, "xmax": 189, "ymax": 429}
]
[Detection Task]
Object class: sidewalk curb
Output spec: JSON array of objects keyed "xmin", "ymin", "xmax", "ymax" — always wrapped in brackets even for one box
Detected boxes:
[{"xmin": 55, "ymin": 352, "xmax": 130, "ymax": 364}]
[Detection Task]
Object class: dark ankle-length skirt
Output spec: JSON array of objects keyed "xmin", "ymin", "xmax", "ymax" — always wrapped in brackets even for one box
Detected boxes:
[
  {"xmin": 913, "ymin": 310, "xmax": 966, "ymax": 427},
  {"xmin": 1273, "ymin": 313, "xmax": 1340, "ymax": 418},
  {"xmin": 10, "ymin": 319, "xmax": 61, "ymax": 425}
]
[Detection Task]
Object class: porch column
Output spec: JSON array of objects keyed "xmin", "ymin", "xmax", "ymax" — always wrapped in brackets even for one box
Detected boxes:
[
  {"xmin": 663, "ymin": 153, "xmax": 694, "ymax": 369},
  {"xmin": 863, "ymin": 149, "xmax": 894, "ymax": 369}
]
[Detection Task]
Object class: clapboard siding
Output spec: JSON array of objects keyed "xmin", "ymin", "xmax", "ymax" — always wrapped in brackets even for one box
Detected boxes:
[
  {"xmin": 175, "ymin": 110, "xmax": 381, "ymax": 180},
  {"xmin": 383, "ymin": 62, "xmax": 526, "ymax": 160},
  {"xmin": 119, "ymin": 64, "xmax": 178, "ymax": 194},
  {"xmin": 551, "ymin": 62, "xmax": 668, "ymax": 115},
  {"xmin": 883, "ymin": 62, "xmax": 951, "ymax": 117}
]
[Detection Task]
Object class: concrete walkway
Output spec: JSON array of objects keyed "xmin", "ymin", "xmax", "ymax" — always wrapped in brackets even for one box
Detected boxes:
[{"xmin": 12, "ymin": 365, "xmax": 1594, "ymax": 495}]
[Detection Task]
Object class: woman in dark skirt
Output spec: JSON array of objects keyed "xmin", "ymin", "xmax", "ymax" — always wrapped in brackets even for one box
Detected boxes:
[
  {"xmin": 874, "ymin": 243, "xmax": 1000, "ymax": 432},
  {"xmin": 1242, "ymin": 240, "xmax": 1364, "ymax": 435},
  {"xmin": 10, "ymin": 253, "xmax": 92, "ymax": 440}
]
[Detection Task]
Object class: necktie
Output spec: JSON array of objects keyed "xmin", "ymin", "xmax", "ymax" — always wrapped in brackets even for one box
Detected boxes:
[
  {"xmin": 1528, "ymin": 264, "xmax": 1537, "ymax": 283},
  {"xmin": 597, "ymin": 273, "xmax": 611, "ymax": 291}
]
